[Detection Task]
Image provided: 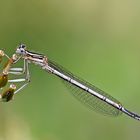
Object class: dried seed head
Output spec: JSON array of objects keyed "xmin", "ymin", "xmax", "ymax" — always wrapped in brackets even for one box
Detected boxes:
[
  {"xmin": 10, "ymin": 84, "xmax": 16, "ymax": 90},
  {"xmin": 12, "ymin": 54, "xmax": 18, "ymax": 61}
]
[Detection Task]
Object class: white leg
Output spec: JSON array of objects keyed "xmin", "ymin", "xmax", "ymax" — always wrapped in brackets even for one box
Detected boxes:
[
  {"xmin": 12, "ymin": 60, "xmax": 30, "ymax": 94},
  {"xmin": 14, "ymin": 82, "xmax": 29, "ymax": 94},
  {"xmin": 8, "ymin": 71, "xmax": 24, "ymax": 75},
  {"xmin": 8, "ymin": 79, "xmax": 26, "ymax": 82},
  {"xmin": 10, "ymin": 68, "xmax": 23, "ymax": 71},
  {"xmin": 9, "ymin": 59, "xmax": 26, "ymax": 75}
]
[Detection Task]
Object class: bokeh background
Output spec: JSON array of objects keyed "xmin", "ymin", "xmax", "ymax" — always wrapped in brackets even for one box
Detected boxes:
[{"xmin": 0, "ymin": 0, "xmax": 140, "ymax": 140}]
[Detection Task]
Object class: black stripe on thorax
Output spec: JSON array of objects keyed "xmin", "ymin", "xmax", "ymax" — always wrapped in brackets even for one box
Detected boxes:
[{"xmin": 26, "ymin": 50, "xmax": 45, "ymax": 60}]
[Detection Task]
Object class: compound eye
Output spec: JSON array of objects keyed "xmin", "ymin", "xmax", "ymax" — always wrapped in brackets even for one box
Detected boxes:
[
  {"xmin": 20, "ymin": 44, "xmax": 26, "ymax": 48},
  {"xmin": 18, "ymin": 44, "xmax": 26, "ymax": 49}
]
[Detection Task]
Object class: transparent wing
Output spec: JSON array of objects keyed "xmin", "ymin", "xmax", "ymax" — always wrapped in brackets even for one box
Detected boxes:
[{"xmin": 48, "ymin": 60, "xmax": 122, "ymax": 117}]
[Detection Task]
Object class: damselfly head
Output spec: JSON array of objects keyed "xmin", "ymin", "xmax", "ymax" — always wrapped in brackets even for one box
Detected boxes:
[{"xmin": 16, "ymin": 44, "xmax": 26, "ymax": 55}]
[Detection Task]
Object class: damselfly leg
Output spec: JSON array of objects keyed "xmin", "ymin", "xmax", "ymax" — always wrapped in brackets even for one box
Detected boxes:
[{"xmin": 12, "ymin": 59, "xmax": 30, "ymax": 94}]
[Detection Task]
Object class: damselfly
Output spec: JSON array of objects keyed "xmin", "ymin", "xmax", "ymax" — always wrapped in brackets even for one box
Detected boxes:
[{"xmin": 0, "ymin": 44, "xmax": 140, "ymax": 121}]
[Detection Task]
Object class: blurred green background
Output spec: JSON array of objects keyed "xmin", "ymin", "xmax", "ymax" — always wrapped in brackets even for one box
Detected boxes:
[{"xmin": 0, "ymin": 0, "xmax": 140, "ymax": 140}]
